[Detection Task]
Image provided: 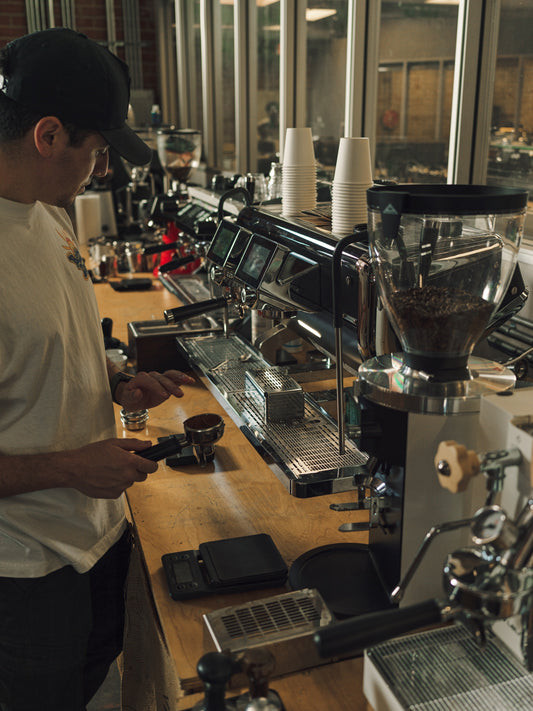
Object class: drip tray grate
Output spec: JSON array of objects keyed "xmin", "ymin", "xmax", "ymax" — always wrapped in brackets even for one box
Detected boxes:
[
  {"xmin": 203, "ymin": 588, "xmax": 333, "ymax": 678},
  {"xmin": 179, "ymin": 333, "xmax": 368, "ymax": 488},
  {"xmin": 364, "ymin": 624, "xmax": 533, "ymax": 711}
]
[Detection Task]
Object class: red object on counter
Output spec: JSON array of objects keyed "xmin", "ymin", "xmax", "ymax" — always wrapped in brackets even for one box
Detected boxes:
[{"xmin": 153, "ymin": 222, "xmax": 202, "ymax": 277}]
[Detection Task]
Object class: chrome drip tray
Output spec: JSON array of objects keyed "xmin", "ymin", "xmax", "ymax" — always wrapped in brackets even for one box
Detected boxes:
[
  {"xmin": 178, "ymin": 333, "xmax": 367, "ymax": 497},
  {"xmin": 203, "ymin": 588, "xmax": 333, "ymax": 681}
]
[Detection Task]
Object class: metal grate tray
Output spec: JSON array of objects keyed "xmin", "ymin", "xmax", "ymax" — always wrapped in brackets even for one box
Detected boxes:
[
  {"xmin": 364, "ymin": 624, "xmax": 533, "ymax": 711},
  {"xmin": 178, "ymin": 333, "xmax": 368, "ymax": 495},
  {"xmin": 204, "ymin": 588, "xmax": 332, "ymax": 650},
  {"xmin": 203, "ymin": 588, "xmax": 333, "ymax": 680}
]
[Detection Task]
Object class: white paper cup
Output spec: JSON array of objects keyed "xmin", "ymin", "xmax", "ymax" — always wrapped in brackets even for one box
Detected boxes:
[
  {"xmin": 283, "ymin": 127, "xmax": 316, "ymax": 167},
  {"xmin": 333, "ymin": 137, "xmax": 372, "ymax": 184}
]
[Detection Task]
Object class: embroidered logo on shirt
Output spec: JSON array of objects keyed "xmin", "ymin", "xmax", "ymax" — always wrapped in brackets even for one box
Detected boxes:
[{"xmin": 59, "ymin": 231, "xmax": 89, "ymax": 280}]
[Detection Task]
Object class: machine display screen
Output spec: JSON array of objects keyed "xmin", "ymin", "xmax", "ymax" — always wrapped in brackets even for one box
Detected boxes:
[
  {"xmin": 206, "ymin": 221, "xmax": 240, "ymax": 266},
  {"xmin": 235, "ymin": 236, "xmax": 276, "ymax": 288},
  {"xmin": 225, "ymin": 228, "xmax": 251, "ymax": 268}
]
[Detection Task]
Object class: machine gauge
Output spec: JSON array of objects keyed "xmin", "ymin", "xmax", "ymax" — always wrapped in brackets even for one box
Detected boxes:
[{"xmin": 471, "ymin": 505, "xmax": 519, "ymax": 551}]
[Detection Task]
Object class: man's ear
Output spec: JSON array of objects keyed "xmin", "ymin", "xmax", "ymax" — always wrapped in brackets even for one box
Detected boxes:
[{"xmin": 33, "ymin": 116, "xmax": 65, "ymax": 157}]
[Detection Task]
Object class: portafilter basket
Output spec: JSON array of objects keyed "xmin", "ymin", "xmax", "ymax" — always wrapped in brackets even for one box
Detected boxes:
[{"xmin": 183, "ymin": 413, "xmax": 225, "ymax": 465}]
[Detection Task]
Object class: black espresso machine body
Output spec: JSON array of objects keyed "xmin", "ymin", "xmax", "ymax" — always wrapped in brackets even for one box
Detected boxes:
[{"xmin": 206, "ymin": 203, "xmax": 379, "ymax": 373}]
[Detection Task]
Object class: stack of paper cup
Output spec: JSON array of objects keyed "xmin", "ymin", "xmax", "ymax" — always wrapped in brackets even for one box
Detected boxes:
[
  {"xmin": 74, "ymin": 192, "xmax": 102, "ymax": 245},
  {"xmin": 331, "ymin": 137, "xmax": 373, "ymax": 237},
  {"xmin": 282, "ymin": 127, "xmax": 317, "ymax": 216}
]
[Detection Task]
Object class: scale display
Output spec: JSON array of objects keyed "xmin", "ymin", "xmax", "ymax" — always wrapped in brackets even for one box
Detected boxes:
[
  {"xmin": 206, "ymin": 221, "xmax": 240, "ymax": 267},
  {"xmin": 235, "ymin": 235, "xmax": 277, "ymax": 288}
]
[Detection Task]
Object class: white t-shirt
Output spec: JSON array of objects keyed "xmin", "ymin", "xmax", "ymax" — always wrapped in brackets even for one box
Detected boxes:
[{"xmin": 0, "ymin": 197, "xmax": 125, "ymax": 577}]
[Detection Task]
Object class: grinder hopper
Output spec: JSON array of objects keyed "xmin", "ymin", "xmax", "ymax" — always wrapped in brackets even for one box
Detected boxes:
[{"xmin": 366, "ymin": 184, "xmax": 528, "ymax": 380}]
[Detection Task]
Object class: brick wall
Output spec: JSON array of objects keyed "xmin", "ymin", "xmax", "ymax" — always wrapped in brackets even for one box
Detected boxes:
[{"xmin": 0, "ymin": 0, "xmax": 158, "ymax": 101}]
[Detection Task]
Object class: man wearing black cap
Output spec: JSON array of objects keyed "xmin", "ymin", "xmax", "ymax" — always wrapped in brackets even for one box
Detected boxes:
[{"xmin": 0, "ymin": 28, "xmax": 193, "ymax": 710}]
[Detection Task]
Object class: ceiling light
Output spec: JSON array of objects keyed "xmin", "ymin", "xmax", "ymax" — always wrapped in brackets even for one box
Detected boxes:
[
  {"xmin": 220, "ymin": 0, "xmax": 279, "ymax": 5},
  {"xmin": 306, "ymin": 8, "xmax": 337, "ymax": 21}
]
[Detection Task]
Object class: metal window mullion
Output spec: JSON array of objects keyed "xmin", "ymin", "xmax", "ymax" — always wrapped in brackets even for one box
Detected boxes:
[
  {"xmin": 157, "ymin": 0, "xmax": 178, "ymax": 126},
  {"xmin": 435, "ymin": 59, "xmax": 444, "ymax": 141},
  {"xmin": 123, "ymin": 0, "xmax": 143, "ymax": 89},
  {"xmin": 47, "ymin": 0, "xmax": 55, "ymax": 26},
  {"xmin": 279, "ymin": 0, "xmax": 306, "ymax": 161},
  {"xmin": 362, "ymin": 0, "xmax": 380, "ymax": 167},
  {"xmin": 470, "ymin": 0, "xmax": 501, "ymax": 184},
  {"xmin": 400, "ymin": 62, "xmax": 408, "ymax": 138},
  {"xmin": 344, "ymin": 0, "xmax": 366, "ymax": 139},
  {"xmin": 515, "ymin": 56, "xmax": 524, "ymax": 133},
  {"xmin": 200, "ymin": 0, "xmax": 222, "ymax": 170},
  {"xmin": 105, "ymin": 0, "xmax": 118, "ymax": 56},
  {"xmin": 447, "ymin": 0, "xmax": 489, "ymax": 184},
  {"xmin": 233, "ymin": 0, "xmax": 250, "ymax": 173},
  {"xmin": 61, "ymin": 0, "xmax": 76, "ymax": 30},
  {"xmin": 175, "ymin": 0, "xmax": 193, "ymax": 128}
]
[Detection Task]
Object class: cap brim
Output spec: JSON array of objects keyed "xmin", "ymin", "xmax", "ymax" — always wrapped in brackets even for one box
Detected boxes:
[{"xmin": 100, "ymin": 123, "xmax": 153, "ymax": 165}]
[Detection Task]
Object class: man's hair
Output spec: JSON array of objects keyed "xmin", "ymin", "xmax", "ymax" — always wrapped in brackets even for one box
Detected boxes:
[{"xmin": 0, "ymin": 47, "xmax": 92, "ymax": 146}]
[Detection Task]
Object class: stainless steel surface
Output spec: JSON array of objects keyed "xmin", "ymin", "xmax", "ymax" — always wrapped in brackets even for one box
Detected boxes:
[
  {"xmin": 203, "ymin": 588, "xmax": 333, "ymax": 680},
  {"xmin": 358, "ymin": 354, "xmax": 516, "ymax": 415},
  {"xmin": 365, "ymin": 625, "xmax": 533, "ymax": 711},
  {"xmin": 179, "ymin": 333, "xmax": 368, "ymax": 491}
]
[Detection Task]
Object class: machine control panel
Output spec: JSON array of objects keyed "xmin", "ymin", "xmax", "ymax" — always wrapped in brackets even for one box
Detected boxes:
[{"xmin": 206, "ymin": 219, "xmax": 321, "ymax": 313}]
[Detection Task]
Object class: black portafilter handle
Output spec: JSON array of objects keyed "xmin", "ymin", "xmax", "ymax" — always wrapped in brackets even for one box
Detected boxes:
[
  {"xmin": 164, "ymin": 297, "xmax": 227, "ymax": 324},
  {"xmin": 314, "ymin": 598, "xmax": 445, "ymax": 659},
  {"xmin": 137, "ymin": 435, "xmax": 184, "ymax": 462},
  {"xmin": 158, "ymin": 254, "xmax": 197, "ymax": 273},
  {"xmin": 142, "ymin": 240, "xmax": 180, "ymax": 255}
]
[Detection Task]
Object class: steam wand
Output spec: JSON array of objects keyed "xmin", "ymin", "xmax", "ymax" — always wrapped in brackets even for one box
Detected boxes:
[{"xmin": 332, "ymin": 228, "xmax": 368, "ymax": 455}]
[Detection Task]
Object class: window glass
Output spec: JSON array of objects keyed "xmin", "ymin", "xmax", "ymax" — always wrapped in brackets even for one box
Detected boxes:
[
  {"xmin": 375, "ymin": 1, "xmax": 458, "ymax": 183},
  {"xmin": 485, "ymin": 0, "xmax": 533, "ymax": 240},
  {"xmin": 256, "ymin": 1, "xmax": 281, "ymax": 174},
  {"xmin": 306, "ymin": 1, "xmax": 348, "ymax": 179}
]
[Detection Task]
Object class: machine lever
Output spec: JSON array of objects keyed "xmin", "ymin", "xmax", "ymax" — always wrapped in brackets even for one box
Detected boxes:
[
  {"xmin": 390, "ymin": 517, "xmax": 472, "ymax": 603},
  {"xmin": 314, "ymin": 598, "xmax": 453, "ymax": 659},
  {"xmin": 338, "ymin": 522, "xmax": 371, "ymax": 532}
]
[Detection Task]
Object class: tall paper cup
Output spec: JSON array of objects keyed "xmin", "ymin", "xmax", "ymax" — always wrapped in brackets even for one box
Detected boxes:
[
  {"xmin": 283, "ymin": 127, "xmax": 316, "ymax": 167},
  {"xmin": 75, "ymin": 193, "xmax": 102, "ymax": 245},
  {"xmin": 333, "ymin": 137, "xmax": 372, "ymax": 184}
]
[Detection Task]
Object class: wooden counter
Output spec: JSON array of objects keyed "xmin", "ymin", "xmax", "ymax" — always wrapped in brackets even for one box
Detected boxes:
[{"xmin": 94, "ymin": 275, "xmax": 372, "ymax": 710}]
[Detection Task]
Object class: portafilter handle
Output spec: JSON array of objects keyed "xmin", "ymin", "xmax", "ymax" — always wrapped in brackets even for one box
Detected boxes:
[
  {"xmin": 314, "ymin": 598, "xmax": 454, "ymax": 659},
  {"xmin": 164, "ymin": 297, "xmax": 228, "ymax": 324}
]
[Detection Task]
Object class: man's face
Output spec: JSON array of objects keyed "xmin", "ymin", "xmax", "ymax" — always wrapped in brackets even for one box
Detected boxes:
[{"xmin": 52, "ymin": 131, "xmax": 109, "ymax": 208}]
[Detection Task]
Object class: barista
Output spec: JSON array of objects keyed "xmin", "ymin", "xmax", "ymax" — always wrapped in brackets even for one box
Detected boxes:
[{"xmin": 0, "ymin": 28, "xmax": 194, "ymax": 710}]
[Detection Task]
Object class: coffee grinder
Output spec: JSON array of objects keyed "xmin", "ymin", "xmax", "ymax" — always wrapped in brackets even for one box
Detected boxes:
[{"xmin": 290, "ymin": 184, "xmax": 529, "ymax": 616}]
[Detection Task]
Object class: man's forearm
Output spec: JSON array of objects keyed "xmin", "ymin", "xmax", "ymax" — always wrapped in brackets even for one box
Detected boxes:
[{"xmin": 0, "ymin": 451, "xmax": 70, "ymax": 498}]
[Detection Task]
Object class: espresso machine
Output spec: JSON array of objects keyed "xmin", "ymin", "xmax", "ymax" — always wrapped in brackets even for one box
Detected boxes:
[{"xmin": 314, "ymin": 385, "xmax": 533, "ymax": 710}]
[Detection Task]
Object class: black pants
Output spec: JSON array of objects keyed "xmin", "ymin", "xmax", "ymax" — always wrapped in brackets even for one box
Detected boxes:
[{"xmin": 0, "ymin": 526, "xmax": 132, "ymax": 711}]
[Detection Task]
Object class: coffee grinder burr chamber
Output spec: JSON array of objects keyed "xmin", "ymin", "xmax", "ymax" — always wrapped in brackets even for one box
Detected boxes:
[{"xmin": 366, "ymin": 185, "xmax": 528, "ymax": 380}]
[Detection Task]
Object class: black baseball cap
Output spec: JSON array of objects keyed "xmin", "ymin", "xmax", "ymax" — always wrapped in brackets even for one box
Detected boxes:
[{"xmin": 0, "ymin": 27, "xmax": 152, "ymax": 165}]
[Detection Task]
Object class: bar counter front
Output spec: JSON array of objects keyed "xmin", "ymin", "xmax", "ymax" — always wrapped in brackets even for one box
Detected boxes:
[{"xmin": 94, "ymin": 277, "xmax": 372, "ymax": 710}]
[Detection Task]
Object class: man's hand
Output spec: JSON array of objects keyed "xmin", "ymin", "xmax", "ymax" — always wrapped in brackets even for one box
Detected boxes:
[
  {"xmin": 115, "ymin": 370, "xmax": 195, "ymax": 411},
  {"xmin": 0, "ymin": 438, "xmax": 159, "ymax": 500},
  {"xmin": 65, "ymin": 438, "xmax": 159, "ymax": 498}
]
